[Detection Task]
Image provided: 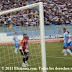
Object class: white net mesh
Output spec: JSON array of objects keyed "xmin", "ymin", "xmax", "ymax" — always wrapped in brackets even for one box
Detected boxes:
[{"xmin": 0, "ymin": 3, "xmax": 45, "ymax": 72}]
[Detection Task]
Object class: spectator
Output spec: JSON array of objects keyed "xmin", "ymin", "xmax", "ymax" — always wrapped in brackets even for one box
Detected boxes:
[{"xmin": 0, "ymin": 0, "xmax": 72, "ymax": 26}]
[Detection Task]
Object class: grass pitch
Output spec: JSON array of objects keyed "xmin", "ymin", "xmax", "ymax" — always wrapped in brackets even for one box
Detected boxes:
[{"xmin": 0, "ymin": 42, "xmax": 72, "ymax": 72}]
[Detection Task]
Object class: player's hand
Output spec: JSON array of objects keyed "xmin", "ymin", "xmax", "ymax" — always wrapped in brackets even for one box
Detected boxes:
[
  {"xmin": 19, "ymin": 46, "xmax": 22, "ymax": 50},
  {"xmin": 25, "ymin": 49, "xmax": 29, "ymax": 53}
]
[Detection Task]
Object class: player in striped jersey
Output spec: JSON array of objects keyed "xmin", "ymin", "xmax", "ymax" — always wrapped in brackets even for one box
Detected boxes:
[{"xmin": 19, "ymin": 34, "xmax": 29, "ymax": 67}]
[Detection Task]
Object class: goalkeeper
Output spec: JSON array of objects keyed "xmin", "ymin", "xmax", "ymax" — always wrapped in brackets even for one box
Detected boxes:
[{"xmin": 19, "ymin": 34, "xmax": 29, "ymax": 67}]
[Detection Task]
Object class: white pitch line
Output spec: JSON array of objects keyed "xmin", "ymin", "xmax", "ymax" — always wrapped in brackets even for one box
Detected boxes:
[
  {"xmin": 47, "ymin": 56, "xmax": 72, "ymax": 59},
  {"xmin": 30, "ymin": 55, "xmax": 72, "ymax": 59}
]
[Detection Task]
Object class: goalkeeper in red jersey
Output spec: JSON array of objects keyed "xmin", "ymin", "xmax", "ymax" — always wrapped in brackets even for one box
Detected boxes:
[{"xmin": 19, "ymin": 34, "xmax": 29, "ymax": 67}]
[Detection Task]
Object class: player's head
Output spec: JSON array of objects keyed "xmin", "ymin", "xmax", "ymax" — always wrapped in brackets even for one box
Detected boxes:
[
  {"xmin": 67, "ymin": 31, "xmax": 69, "ymax": 34},
  {"xmin": 63, "ymin": 28, "xmax": 66, "ymax": 33},
  {"xmin": 15, "ymin": 32, "xmax": 17, "ymax": 35},
  {"xmin": 23, "ymin": 34, "xmax": 27, "ymax": 39}
]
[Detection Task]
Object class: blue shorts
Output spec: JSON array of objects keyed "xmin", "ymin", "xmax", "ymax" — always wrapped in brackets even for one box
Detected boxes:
[
  {"xmin": 64, "ymin": 43, "xmax": 68, "ymax": 47},
  {"xmin": 67, "ymin": 41, "xmax": 72, "ymax": 51},
  {"xmin": 67, "ymin": 41, "xmax": 72, "ymax": 46},
  {"xmin": 15, "ymin": 42, "xmax": 19, "ymax": 47}
]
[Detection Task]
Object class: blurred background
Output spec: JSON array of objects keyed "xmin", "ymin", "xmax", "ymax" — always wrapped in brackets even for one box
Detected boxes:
[{"xmin": 0, "ymin": 0, "xmax": 72, "ymax": 39}]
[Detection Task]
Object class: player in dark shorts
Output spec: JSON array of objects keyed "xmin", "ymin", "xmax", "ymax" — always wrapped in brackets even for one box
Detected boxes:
[{"xmin": 19, "ymin": 34, "xmax": 29, "ymax": 67}]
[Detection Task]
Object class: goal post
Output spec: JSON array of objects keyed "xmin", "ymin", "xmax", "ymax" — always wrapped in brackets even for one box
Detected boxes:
[
  {"xmin": 39, "ymin": 2, "xmax": 47, "ymax": 72},
  {"xmin": 0, "ymin": 2, "xmax": 47, "ymax": 72}
]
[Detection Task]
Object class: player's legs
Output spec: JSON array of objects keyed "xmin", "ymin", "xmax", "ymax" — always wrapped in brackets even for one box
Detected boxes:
[
  {"xmin": 62, "ymin": 47, "xmax": 66, "ymax": 53},
  {"xmin": 65, "ymin": 42, "xmax": 72, "ymax": 55},
  {"xmin": 22, "ymin": 52, "xmax": 29, "ymax": 67},
  {"xmin": 63, "ymin": 43, "xmax": 72, "ymax": 56},
  {"xmin": 63, "ymin": 43, "xmax": 68, "ymax": 56},
  {"xmin": 66, "ymin": 49, "xmax": 72, "ymax": 56},
  {"xmin": 63, "ymin": 47, "xmax": 67, "ymax": 56},
  {"xmin": 14, "ymin": 43, "xmax": 19, "ymax": 54},
  {"xmin": 19, "ymin": 49, "xmax": 24, "ymax": 55},
  {"xmin": 62, "ymin": 43, "xmax": 67, "ymax": 53},
  {"xmin": 19, "ymin": 49, "xmax": 29, "ymax": 67},
  {"xmin": 14, "ymin": 47, "xmax": 18, "ymax": 54}
]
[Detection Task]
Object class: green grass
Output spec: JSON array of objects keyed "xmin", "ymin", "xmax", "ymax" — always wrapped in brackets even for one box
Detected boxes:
[{"xmin": 0, "ymin": 42, "xmax": 72, "ymax": 72}]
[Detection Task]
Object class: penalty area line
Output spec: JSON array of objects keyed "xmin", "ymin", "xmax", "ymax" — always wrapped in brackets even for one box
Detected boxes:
[
  {"xmin": 46, "ymin": 56, "xmax": 72, "ymax": 59},
  {"xmin": 30, "ymin": 55, "xmax": 72, "ymax": 59}
]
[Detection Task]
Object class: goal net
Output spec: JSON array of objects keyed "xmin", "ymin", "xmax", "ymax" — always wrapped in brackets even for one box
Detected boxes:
[{"xmin": 0, "ymin": 2, "xmax": 46, "ymax": 72}]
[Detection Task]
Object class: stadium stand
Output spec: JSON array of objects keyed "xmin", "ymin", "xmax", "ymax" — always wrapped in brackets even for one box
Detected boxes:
[
  {"xmin": 0, "ymin": 0, "xmax": 72, "ymax": 40},
  {"xmin": 0, "ymin": 0, "xmax": 72, "ymax": 26}
]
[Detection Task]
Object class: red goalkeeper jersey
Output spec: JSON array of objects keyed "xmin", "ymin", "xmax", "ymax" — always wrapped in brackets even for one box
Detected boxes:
[{"xmin": 21, "ymin": 38, "xmax": 28, "ymax": 50}]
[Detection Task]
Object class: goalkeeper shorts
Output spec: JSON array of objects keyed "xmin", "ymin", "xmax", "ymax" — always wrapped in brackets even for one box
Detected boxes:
[{"xmin": 20, "ymin": 49, "xmax": 27, "ymax": 55}]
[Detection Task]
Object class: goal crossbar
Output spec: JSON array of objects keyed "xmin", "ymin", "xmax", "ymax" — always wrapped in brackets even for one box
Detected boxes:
[{"xmin": 0, "ymin": 3, "xmax": 39, "ymax": 15}]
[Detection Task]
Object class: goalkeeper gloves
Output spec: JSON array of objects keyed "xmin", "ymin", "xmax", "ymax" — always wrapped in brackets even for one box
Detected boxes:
[
  {"xmin": 25, "ymin": 49, "xmax": 29, "ymax": 53},
  {"xmin": 19, "ymin": 46, "xmax": 22, "ymax": 50}
]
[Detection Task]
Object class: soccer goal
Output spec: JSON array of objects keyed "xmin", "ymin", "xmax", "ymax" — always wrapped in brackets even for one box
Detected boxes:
[{"xmin": 0, "ymin": 2, "xmax": 46, "ymax": 72}]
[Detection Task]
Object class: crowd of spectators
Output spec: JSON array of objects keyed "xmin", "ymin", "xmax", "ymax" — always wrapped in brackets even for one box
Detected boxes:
[
  {"xmin": 0, "ymin": 0, "xmax": 72, "ymax": 26},
  {"xmin": 44, "ymin": 0, "xmax": 72, "ymax": 25}
]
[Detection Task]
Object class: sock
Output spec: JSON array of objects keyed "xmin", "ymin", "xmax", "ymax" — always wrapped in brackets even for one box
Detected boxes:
[
  {"xmin": 15, "ymin": 48, "xmax": 18, "ymax": 53},
  {"xmin": 23, "ymin": 54, "xmax": 29, "ymax": 63},
  {"xmin": 23, "ymin": 56, "xmax": 26, "ymax": 63},
  {"xmin": 67, "ymin": 49, "xmax": 72, "ymax": 54},
  {"xmin": 64, "ymin": 49, "xmax": 67, "ymax": 55},
  {"xmin": 23, "ymin": 58, "xmax": 26, "ymax": 63}
]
